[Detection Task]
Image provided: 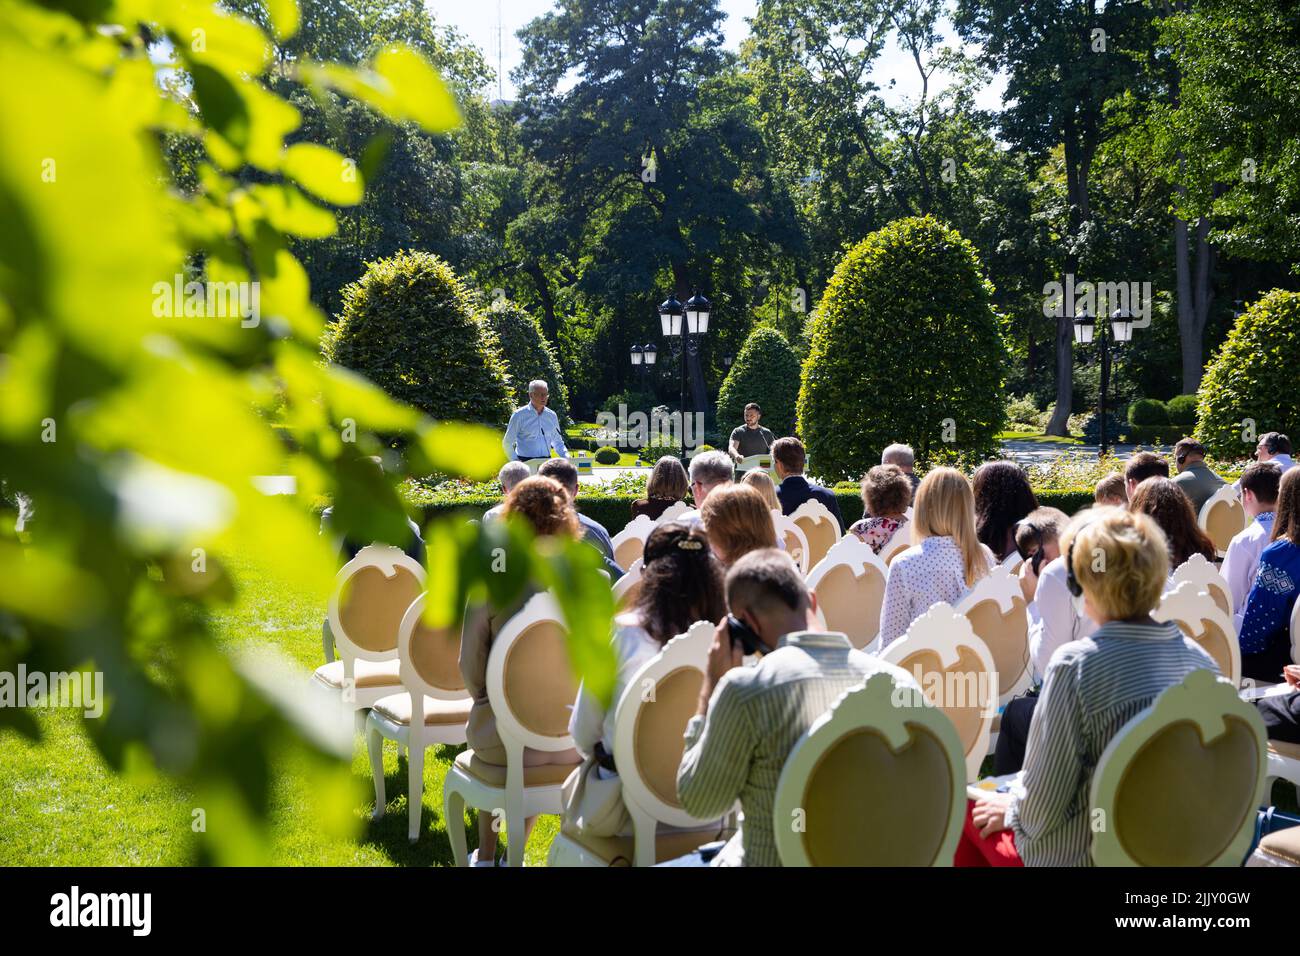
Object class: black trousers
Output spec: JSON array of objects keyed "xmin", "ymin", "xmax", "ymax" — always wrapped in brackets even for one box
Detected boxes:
[
  {"xmin": 1259, "ymin": 691, "xmax": 1300, "ymax": 745},
  {"xmin": 993, "ymin": 692, "xmax": 1039, "ymax": 776},
  {"xmin": 1242, "ymin": 640, "xmax": 1294, "ymax": 684}
]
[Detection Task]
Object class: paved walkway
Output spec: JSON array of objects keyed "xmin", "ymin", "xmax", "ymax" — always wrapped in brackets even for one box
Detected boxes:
[{"xmin": 999, "ymin": 441, "xmax": 1138, "ymax": 468}]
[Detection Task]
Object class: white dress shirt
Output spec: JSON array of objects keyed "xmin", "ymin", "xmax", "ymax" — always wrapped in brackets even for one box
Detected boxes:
[
  {"xmin": 1221, "ymin": 510, "xmax": 1276, "ymax": 630},
  {"xmin": 879, "ymin": 536, "xmax": 994, "ymax": 648},
  {"xmin": 502, "ymin": 403, "xmax": 567, "ymax": 459},
  {"xmin": 569, "ymin": 614, "xmax": 663, "ymax": 768},
  {"xmin": 1027, "ymin": 555, "xmax": 1098, "ymax": 684}
]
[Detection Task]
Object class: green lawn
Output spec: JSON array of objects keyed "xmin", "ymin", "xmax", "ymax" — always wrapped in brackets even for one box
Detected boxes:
[{"xmin": 0, "ymin": 553, "xmax": 557, "ymax": 867}]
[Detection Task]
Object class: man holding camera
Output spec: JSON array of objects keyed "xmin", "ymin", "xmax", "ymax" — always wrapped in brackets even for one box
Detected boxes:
[{"xmin": 673, "ymin": 549, "xmax": 917, "ymax": 866}]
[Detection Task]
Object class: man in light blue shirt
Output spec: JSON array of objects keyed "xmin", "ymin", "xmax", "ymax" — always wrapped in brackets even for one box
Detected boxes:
[{"xmin": 502, "ymin": 380, "xmax": 567, "ymax": 461}]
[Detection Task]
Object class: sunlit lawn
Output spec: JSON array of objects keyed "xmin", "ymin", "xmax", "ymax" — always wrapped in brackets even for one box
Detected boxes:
[{"xmin": 0, "ymin": 553, "xmax": 557, "ymax": 867}]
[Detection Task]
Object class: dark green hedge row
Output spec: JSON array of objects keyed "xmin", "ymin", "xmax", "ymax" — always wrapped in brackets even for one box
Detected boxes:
[{"xmin": 410, "ymin": 487, "xmax": 1099, "ymax": 533}]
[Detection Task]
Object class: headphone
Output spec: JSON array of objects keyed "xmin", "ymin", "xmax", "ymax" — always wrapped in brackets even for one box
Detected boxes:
[{"xmin": 1065, "ymin": 515, "xmax": 1104, "ymax": 597}]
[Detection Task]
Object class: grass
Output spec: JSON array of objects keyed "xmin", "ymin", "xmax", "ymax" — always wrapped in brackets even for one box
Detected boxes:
[
  {"xmin": 0, "ymin": 552, "xmax": 557, "ymax": 867},
  {"xmin": 997, "ymin": 431, "xmax": 1085, "ymax": 445}
]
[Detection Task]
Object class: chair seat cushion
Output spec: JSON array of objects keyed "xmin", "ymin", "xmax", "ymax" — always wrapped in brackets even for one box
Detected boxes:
[
  {"xmin": 453, "ymin": 749, "xmax": 579, "ymax": 788},
  {"xmin": 1253, "ymin": 826, "xmax": 1300, "ymax": 867},
  {"xmin": 313, "ymin": 658, "xmax": 400, "ymax": 689},
  {"xmin": 372, "ymin": 693, "xmax": 472, "ymax": 727},
  {"xmin": 559, "ymin": 823, "xmax": 721, "ymax": 866},
  {"xmin": 1268, "ymin": 740, "xmax": 1300, "ymax": 761}
]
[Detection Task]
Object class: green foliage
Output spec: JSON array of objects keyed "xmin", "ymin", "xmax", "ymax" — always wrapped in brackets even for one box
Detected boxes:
[
  {"xmin": 797, "ymin": 216, "xmax": 1008, "ymax": 482},
  {"xmin": 481, "ymin": 298, "xmax": 569, "ymax": 426},
  {"xmin": 716, "ymin": 326, "xmax": 800, "ymax": 438},
  {"xmin": 1196, "ymin": 290, "xmax": 1300, "ymax": 457},
  {"xmin": 639, "ymin": 443, "xmax": 682, "ymax": 465},
  {"xmin": 594, "ymin": 446, "xmax": 620, "ymax": 465},
  {"xmin": 1165, "ymin": 394, "xmax": 1198, "ymax": 429},
  {"xmin": 1128, "ymin": 398, "xmax": 1169, "ymax": 425},
  {"xmin": 1005, "ymin": 394, "xmax": 1043, "ymax": 429},
  {"xmin": 322, "ymin": 251, "xmax": 512, "ymax": 426}
]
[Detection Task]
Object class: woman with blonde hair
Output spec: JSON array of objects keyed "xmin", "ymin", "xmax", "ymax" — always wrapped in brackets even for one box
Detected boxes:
[
  {"xmin": 700, "ymin": 483, "xmax": 778, "ymax": 568},
  {"xmin": 879, "ymin": 467, "xmax": 993, "ymax": 647},
  {"xmin": 740, "ymin": 469, "xmax": 780, "ymax": 512},
  {"xmin": 460, "ymin": 475, "xmax": 581, "ymax": 865}
]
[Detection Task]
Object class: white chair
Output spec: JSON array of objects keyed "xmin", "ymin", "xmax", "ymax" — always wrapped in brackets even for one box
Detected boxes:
[
  {"xmin": 311, "ymin": 545, "xmax": 424, "ymax": 713},
  {"xmin": 1170, "ymin": 552, "xmax": 1233, "ymax": 621},
  {"xmin": 612, "ymin": 558, "xmax": 643, "ymax": 610},
  {"xmin": 442, "ymin": 593, "xmax": 581, "ymax": 866},
  {"xmin": 1089, "ymin": 669, "xmax": 1267, "ymax": 866},
  {"xmin": 1154, "ymin": 581, "xmax": 1241, "ymax": 687},
  {"xmin": 655, "ymin": 501, "xmax": 691, "ymax": 525},
  {"xmin": 879, "ymin": 603, "xmax": 998, "ymax": 783},
  {"xmin": 771, "ymin": 510, "xmax": 811, "ymax": 575},
  {"xmin": 879, "ymin": 528, "xmax": 911, "ymax": 566},
  {"xmin": 611, "ymin": 514, "xmax": 656, "ymax": 571},
  {"xmin": 1247, "ymin": 824, "xmax": 1300, "ymax": 867},
  {"xmin": 772, "ymin": 671, "xmax": 966, "ymax": 866},
  {"xmin": 789, "ymin": 499, "xmax": 841, "ymax": 572},
  {"xmin": 955, "ymin": 565, "xmax": 1032, "ymax": 708},
  {"xmin": 366, "ymin": 593, "xmax": 472, "ymax": 841},
  {"xmin": 548, "ymin": 621, "xmax": 723, "ymax": 867},
  {"xmin": 806, "ymin": 536, "xmax": 889, "ymax": 650},
  {"xmin": 999, "ymin": 551, "xmax": 1024, "ymax": 575},
  {"xmin": 1198, "ymin": 484, "xmax": 1246, "ymax": 558}
]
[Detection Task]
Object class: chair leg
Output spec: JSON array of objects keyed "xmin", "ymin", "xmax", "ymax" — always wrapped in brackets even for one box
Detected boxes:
[
  {"xmin": 367, "ymin": 719, "xmax": 386, "ymax": 821},
  {"xmin": 505, "ymin": 787, "xmax": 526, "ymax": 868},
  {"xmin": 407, "ymin": 740, "xmax": 425, "ymax": 843},
  {"xmin": 444, "ymin": 785, "xmax": 469, "ymax": 867},
  {"xmin": 321, "ymin": 618, "xmax": 335, "ymax": 664},
  {"xmin": 631, "ymin": 810, "xmax": 657, "ymax": 868}
]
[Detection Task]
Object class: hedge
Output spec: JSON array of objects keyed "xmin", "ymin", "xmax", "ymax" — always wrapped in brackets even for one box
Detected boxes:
[
  {"xmin": 409, "ymin": 487, "xmax": 1099, "ymax": 534},
  {"xmin": 483, "ymin": 298, "xmax": 570, "ymax": 426},
  {"xmin": 716, "ymin": 326, "xmax": 800, "ymax": 438}
]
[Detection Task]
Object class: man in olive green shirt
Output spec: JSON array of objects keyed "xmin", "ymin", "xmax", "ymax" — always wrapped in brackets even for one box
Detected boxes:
[
  {"xmin": 1172, "ymin": 437, "xmax": 1226, "ymax": 514},
  {"xmin": 728, "ymin": 402, "xmax": 775, "ymax": 463}
]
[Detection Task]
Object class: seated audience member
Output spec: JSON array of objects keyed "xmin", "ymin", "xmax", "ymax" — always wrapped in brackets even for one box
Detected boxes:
[
  {"xmin": 679, "ymin": 451, "xmax": 736, "ymax": 527},
  {"xmin": 727, "ymin": 402, "xmax": 776, "ymax": 463},
  {"xmin": 883, "ymin": 442, "xmax": 922, "ymax": 496},
  {"xmin": 1094, "ymin": 473, "xmax": 1127, "ymax": 507},
  {"xmin": 539, "ymin": 458, "xmax": 624, "ymax": 580},
  {"xmin": 957, "ymin": 509, "xmax": 1219, "ymax": 867},
  {"xmin": 569, "ymin": 524, "xmax": 725, "ymax": 805},
  {"xmin": 674, "ymin": 549, "xmax": 919, "ymax": 866},
  {"xmin": 461, "ymin": 476, "xmax": 583, "ymax": 865},
  {"xmin": 701, "ymin": 483, "xmax": 779, "ymax": 568},
  {"xmin": 319, "ymin": 456, "xmax": 425, "ymax": 565},
  {"xmin": 1012, "ymin": 507, "xmax": 1070, "ymax": 602},
  {"xmin": 1257, "ymin": 665, "xmax": 1300, "ymax": 745},
  {"xmin": 1123, "ymin": 451, "xmax": 1170, "ymax": 500},
  {"xmin": 1255, "ymin": 431, "xmax": 1296, "ymax": 473},
  {"xmin": 772, "ymin": 436, "xmax": 844, "ymax": 532},
  {"xmin": 482, "ymin": 460, "xmax": 532, "ymax": 521},
  {"xmin": 1171, "ymin": 437, "xmax": 1226, "ymax": 515},
  {"xmin": 973, "ymin": 461, "xmax": 1038, "ymax": 562},
  {"xmin": 1222, "ymin": 461, "xmax": 1282, "ymax": 627},
  {"xmin": 879, "ymin": 467, "xmax": 993, "ymax": 648},
  {"xmin": 1128, "ymin": 476, "xmax": 1216, "ymax": 574},
  {"xmin": 1239, "ymin": 467, "xmax": 1300, "ymax": 683},
  {"xmin": 740, "ymin": 468, "xmax": 781, "ymax": 512},
  {"xmin": 631, "ymin": 456, "xmax": 689, "ymax": 521},
  {"xmin": 994, "ymin": 508, "xmax": 1105, "ymax": 776},
  {"xmin": 849, "ymin": 464, "xmax": 912, "ymax": 555}
]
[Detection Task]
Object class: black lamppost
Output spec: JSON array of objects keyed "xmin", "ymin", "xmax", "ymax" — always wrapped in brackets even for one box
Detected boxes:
[
  {"xmin": 629, "ymin": 342, "xmax": 657, "ymax": 389},
  {"xmin": 1074, "ymin": 307, "xmax": 1134, "ymax": 457},
  {"xmin": 657, "ymin": 291, "xmax": 711, "ymax": 445}
]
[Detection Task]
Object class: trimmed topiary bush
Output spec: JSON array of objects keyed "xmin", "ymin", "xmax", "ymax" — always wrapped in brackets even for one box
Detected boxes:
[
  {"xmin": 594, "ymin": 445, "xmax": 621, "ymax": 465},
  {"xmin": 797, "ymin": 216, "xmax": 1007, "ymax": 482},
  {"xmin": 322, "ymin": 251, "xmax": 512, "ymax": 426},
  {"xmin": 1127, "ymin": 398, "xmax": 1168, "ymax": 426},
  {"xmin": 482, "ymin": 298, "xmax": 570, "ymax": 427},
  {"xmin": 1196, "ymin": 290, "xmax": 1300, "ymax": 457},
  {"xmin": 717, "ymin": 326, "xmax": 801, "ymax": 438},
  {"xmin": 1165, "ymin": 394, "xmax": 1198, "ymax": 430}
]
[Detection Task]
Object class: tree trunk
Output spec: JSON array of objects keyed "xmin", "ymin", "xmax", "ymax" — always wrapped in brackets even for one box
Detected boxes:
[
  {"xmin": 523, "ymin": 261, "xmax": 558, "ymax": 345},
  {"xmin": 1173, "ymin": 208, "xmax": 1213, "ymax": 395}
]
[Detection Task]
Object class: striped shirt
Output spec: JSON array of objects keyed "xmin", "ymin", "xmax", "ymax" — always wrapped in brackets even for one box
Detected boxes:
[
  {"xmin": 676, "ymin": 631, "xmax": 919, "ymax": 867},
  {"xmin": 1005, "ymin": 619, "xmax": 1219, "ymax": 867}
]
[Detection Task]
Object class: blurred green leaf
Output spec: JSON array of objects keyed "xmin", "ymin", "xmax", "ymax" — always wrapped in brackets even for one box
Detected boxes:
[{"xmin": 281, "ymin": 142, "xmax": 363, "ymax": 207}]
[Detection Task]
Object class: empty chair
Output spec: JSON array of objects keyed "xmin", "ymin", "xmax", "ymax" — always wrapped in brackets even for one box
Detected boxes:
[
  {"xmin": 806, "ymin": 536, "xmax": 888, "ymax": 650},
  {"xmin": 773, "ymin": 671, "xmax": 966, "ymax": 866},
  {"xmin": 1199, "ymin": 484, "xmax": 1247, "ymax": 558},
  {"xmin": 789, "ymin": 499, "xmax": 840, "ymax": 571},
  {"xmin": 880, "ymin": 603, "xmax": 998, "ymax": 782},
  {"xmin": 1089, "ymin": 669, "xmax": 1267, "ymax": 866},
  {"xmin": 311, "ymin": 545, "xmax": 424, "ymax": 713},
  {"xmin": 366, "ymin": 593, "xmax": 472, "ymax": 841}
]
